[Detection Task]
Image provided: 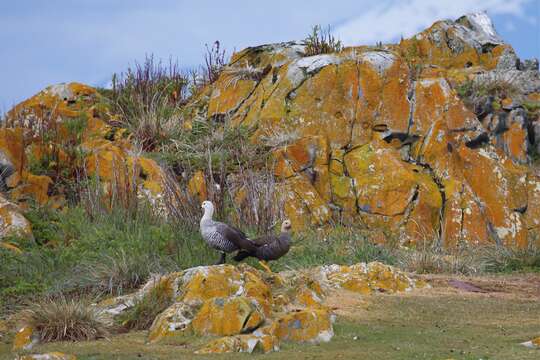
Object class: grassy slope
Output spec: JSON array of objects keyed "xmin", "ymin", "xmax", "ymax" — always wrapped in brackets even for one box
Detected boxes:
[{"xmin": 3, "ymin": 275, "xmax": 539, "ymax": 360}]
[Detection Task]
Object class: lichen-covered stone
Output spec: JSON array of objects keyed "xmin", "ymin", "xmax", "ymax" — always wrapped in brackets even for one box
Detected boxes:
[
  {"xmin": 191, "ymin": 296, "xmax": 265, "ymax": 336},
  {"xmin": 187, "ymin": 170, "xmax": 207, "ymax": 202},
  {"xmin": 0, "ymin": 194, "xmax": 32, "ymax": 241},
  {"xmin": 520, "ymin": 336, "xmax": 540, "ymax": 349},
  {"xmin": 314, "ymin": 262, "xmax": 420, "ymax": 294},
  {"xmin": 3, "ymin": 82, "xmax": 172, "ymax": 227},
  {"xmin": 5, "ymin": 11, "xmax": 538, "ymax": 249},
  {"xmin": 95, "ymin": 262, "xmax": 427, "ymax": 353},
  {"xmin": 195, "ymin": 333, "xmax": 278, "ymax": 354},
  {"xmin": 147, "ymin": 302, "xmax": 197, "ymax": 343},
  {"xmin": 17, "ymin": 353, "xmax": 77, "ymax": 360},
  {"xmin": 268, "ymin": 309, "xmax": 334, "ymax": 343},
  {"xmin": 13, "ymin": 325, "xmax": 38, "ymax": 351}
]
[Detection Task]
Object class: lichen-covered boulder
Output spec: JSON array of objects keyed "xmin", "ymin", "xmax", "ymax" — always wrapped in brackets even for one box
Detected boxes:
[
  {"xmin": 195, "ymin": 333, "xmax": 279, "ymax": 354},
  {"xmin": 178, "ymin": 265, "xmax": 272, "ymax": 314},
  {"xmin": 0, "ymin": 194, "xmax": 32, "ymax": 241},
  {"xmin": 267, "ymin": 309, "xmax": 334, "ymax": 343},
  {"xmin": 147, "ymin": 302, "xmax": 197, "ymax": 343},
  {"xmin": 13, "ymin": 325, "xmax": 38, "ymax": 351},
  {"xmin": 3, "ymin": 82, "xmax": 172, "ymax": 226},
  {"xmin": 313, "ymin": 261, "xmax": 423, "ymax": 294},
  {"xmin": 95, "ymin": 262, "xmax": 427, "ymax": 353},
  {"xmin": 16, "ymin": 353, "xmax": 76, "ymax": 360},
  {"xmin": 191, "ymin": 296, "xmax": 264, "ymax": 336},
  {"xmin": 185, "ymin": 12, "xmax": 540, "ymax": 249},
  {"xmin": 521, "ymin": 336, "xmax": 540, "ymax": 349},
  {"xmin": 143, "ymin": 265, "xmax": 271, "ymax": 342}
]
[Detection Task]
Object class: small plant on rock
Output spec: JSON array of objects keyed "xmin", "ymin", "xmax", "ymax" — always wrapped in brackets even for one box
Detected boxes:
[
  {"xmin": 303, "ymin": 25, "xmax": 343, "ymax": 56},
  {"xmin": 202, "ymin": 41, "xmax": 228, "ymax": 85},
  {"xmin": 222, "ymin": 61, "xmax": 269, "ymax": 88}
]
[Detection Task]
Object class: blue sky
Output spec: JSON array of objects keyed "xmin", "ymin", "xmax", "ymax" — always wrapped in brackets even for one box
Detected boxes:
[{"xmin": 0, "ymin": 0, "xmax": 539, "ymax": 109}]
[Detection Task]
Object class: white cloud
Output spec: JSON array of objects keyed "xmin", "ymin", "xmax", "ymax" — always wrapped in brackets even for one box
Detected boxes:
[{"xmin": 334, "ymin": 0, "xmax": 533, "ymax": 45}]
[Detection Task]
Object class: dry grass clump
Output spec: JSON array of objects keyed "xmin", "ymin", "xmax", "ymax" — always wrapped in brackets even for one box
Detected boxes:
[
  {"xmin": 79, "ymin": 250, "xmax": 164, "ymax": 296},
  {"xmin": 227, "ymin": 169, "xmax": 284, "ymax": 235},
  {"xmin": 478, "ymin": 244, "xmax": 540, "ymax": 273},
  {"xmin": 397, "ymin": 248, "xmax": 483, "ymax": 275},
  {"xmin": 397, "ymin": 242, "xmax": 540, "ymax": 275},
  {"xmin": 303, "ymin": 25, "xmax": 343, "ymax": 56},
  {"xmin": 19, "ymin": 296, "xmax": 109, "ymax": 342}
]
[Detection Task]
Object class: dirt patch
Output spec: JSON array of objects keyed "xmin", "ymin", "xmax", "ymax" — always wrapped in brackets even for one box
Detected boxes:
[{"xmin": 415, "ymin": 273, "xmax": 540, "ymax": 298}]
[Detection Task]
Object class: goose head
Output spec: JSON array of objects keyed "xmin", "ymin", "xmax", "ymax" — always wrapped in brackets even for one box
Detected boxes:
[
  {"xmin": 201, "ymin": 200, "xmax": 215, "ymax": 218},
  {"xmin": 281, "ymin": 219, "xmax": 292, "ymax": 232}
]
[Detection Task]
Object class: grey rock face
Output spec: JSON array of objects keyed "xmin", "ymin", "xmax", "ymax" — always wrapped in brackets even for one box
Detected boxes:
[{"xmin": 454, "ymin": 12, "xmax": 504, "ymax": 50}]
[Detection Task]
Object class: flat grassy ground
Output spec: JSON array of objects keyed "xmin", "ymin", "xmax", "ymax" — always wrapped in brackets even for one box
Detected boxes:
[{"xmin": 2, "ymin": 273, "xmax": 539, "ymax": 360}]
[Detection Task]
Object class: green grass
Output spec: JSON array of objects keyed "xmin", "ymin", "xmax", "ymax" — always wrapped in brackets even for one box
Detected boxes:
[
  {"xmin": 0, "ymin": 205, "xmax": 213, "ymax": 314},
  {"xmin": 2, "ymin": 203, "xmax": 539, "ymax": 315},
  {"xmin": 3, "ymin": 288, "xmax": 539, "ymax": 359}
]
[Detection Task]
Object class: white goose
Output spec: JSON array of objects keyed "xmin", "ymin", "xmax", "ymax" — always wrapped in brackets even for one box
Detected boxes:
[{"xmin": 199, "ymin": 200, "xmax": 256, "ymax": 264}]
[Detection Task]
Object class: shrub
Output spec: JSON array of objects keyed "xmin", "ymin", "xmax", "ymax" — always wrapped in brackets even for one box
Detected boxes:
[
  {"xmin": 303, "ymin": 25, "xmax": 343, "ymax": 56},
  {"xmin": 202, "ymin": 41, "xmax": 228, "ymax": 85},
  {"xmin": 160, "ymin": 121, "xmax": 272, "ymax": 226},
  {"xmin": 455, "ymin": 73, "xmax": 520, "ymax": 115},
  {"xmin": 117, "ymin": 278, "xmax": 173, "ymax": 330},
  {"xmin": 19, "ymin": 296, "xmax": 109, "ymax": 342}
]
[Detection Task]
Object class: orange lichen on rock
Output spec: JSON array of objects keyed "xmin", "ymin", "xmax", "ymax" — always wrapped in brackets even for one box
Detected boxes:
[
  {"xmin": 268, "ymin": 309, "xmax": 334, "ymax": 343},
  {"xmin": 13, "ymin": 325, "xmax": 37, "ymax": 351},
  {"xmin": 195, "ymin": 333, "xmax": 279, "ymax": 354},
  {"xmin": 187, "ymin": 170, "xmax": 207, "ymax": 202},
  {"xmin": 191, "ymin": 296, "xmax": 265, "ymax": 336}
]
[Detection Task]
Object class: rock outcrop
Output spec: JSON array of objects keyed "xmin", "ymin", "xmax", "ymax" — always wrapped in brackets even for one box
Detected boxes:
[
  {"xmin": 188, "ymin": 12, "xmax": 540, "ymax": 248},
  {"xmin": 84, "ymin": 263, "xmax": 423, "ymax": 354},
  {"xmin": 1, "ymin": 12, "xmax": 538, "ymax": 250},
  {"xmin": 0, "ymin": 83, "xmax": 171, "ymax": 246}
]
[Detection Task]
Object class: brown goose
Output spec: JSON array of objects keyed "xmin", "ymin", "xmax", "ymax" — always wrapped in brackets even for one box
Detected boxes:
[{"xmin": 233, "ymin": 220, "xmax": 292, "ymax": 272}]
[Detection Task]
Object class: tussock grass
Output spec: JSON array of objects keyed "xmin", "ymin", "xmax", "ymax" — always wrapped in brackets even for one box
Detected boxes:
[
  {"xmin": 272, "ymin": 228, "xmax": 396, "ymax": 271},
  {"xmin": 19, "ymin": 296, "xmax": 109, "ymax": 342},
  {"xmin": 478, "ymin": 244, "xmax": 540, "ymax": 273},
  {"xmin": 397, "ymin": 244, "xmax": 540, "ymax": 275}
]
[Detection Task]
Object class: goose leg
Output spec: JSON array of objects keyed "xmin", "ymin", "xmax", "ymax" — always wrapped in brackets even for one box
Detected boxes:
[
  {"xmin": 258, "ymin": 260, "xmax": 272, "ymax": 273},
  {"xmin": 215, "ymin": 252, "xmax": 226, "ymax": 265}
]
